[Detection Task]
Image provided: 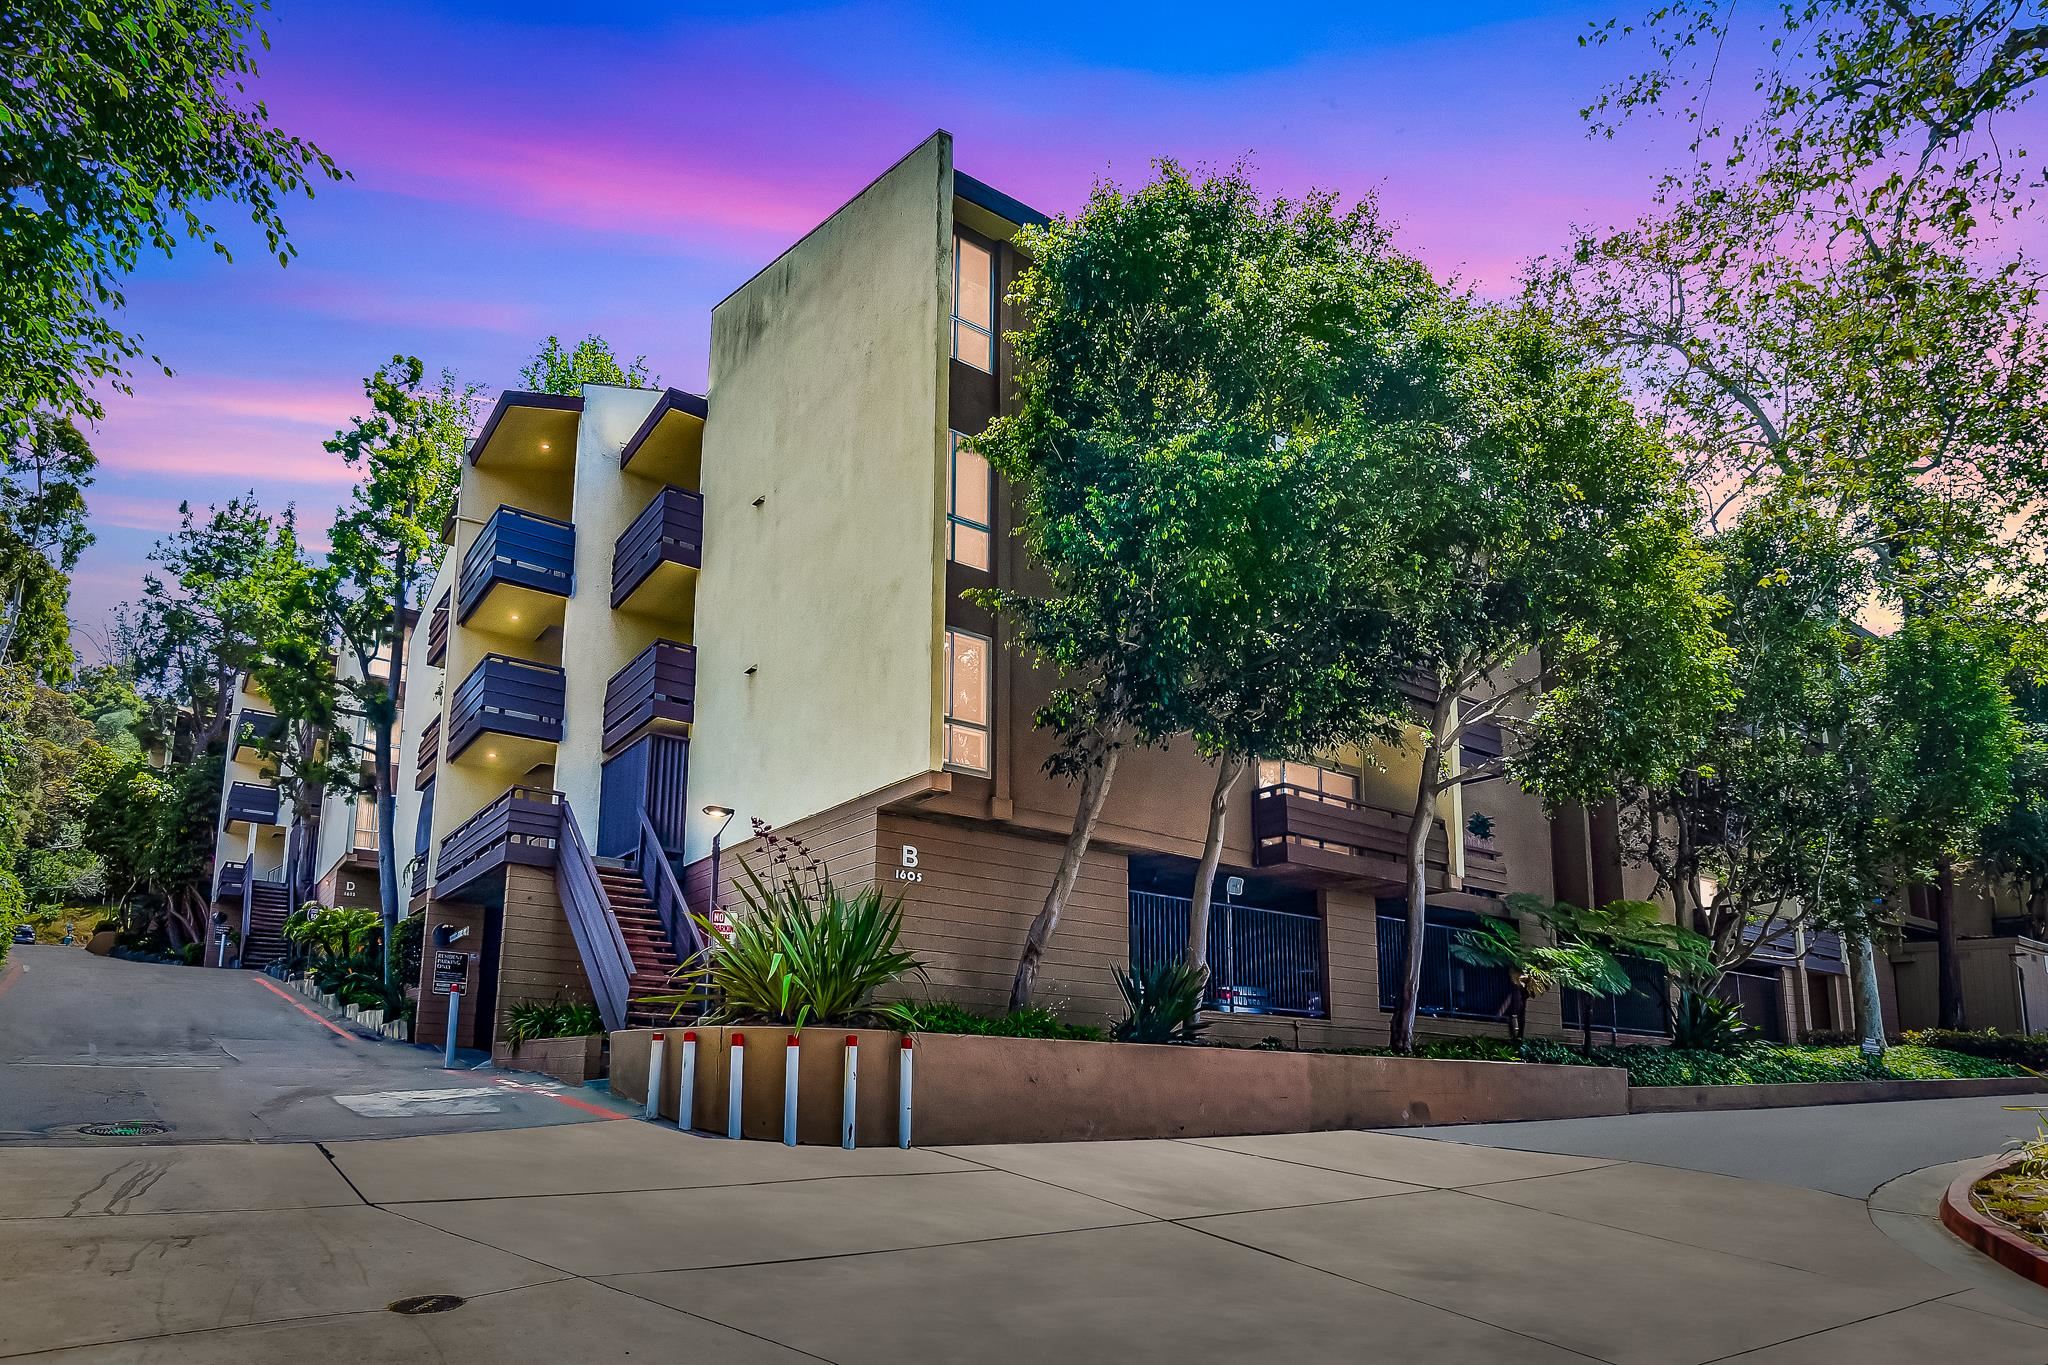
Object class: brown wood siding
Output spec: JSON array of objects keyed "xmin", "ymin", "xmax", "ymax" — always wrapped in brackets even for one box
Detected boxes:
[
  {"xmin": 415, "ymin": 899, "xmax": 488, "ymax": 1050},
  {"xmin": 491, "ymin": 863, "xmax": 593, "ymax": 1035}
]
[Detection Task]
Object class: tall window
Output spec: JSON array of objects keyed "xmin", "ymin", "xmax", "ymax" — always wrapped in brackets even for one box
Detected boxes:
[
  {"xmin": 952, "ymin": 234, "xmax": 994, "ymax": 371},
  {"xmin": 947, "ymin": 430, "xmax": 993, "ymax": 570},
  {"xmin": 944, "ymin": 627, "xmax": 991, "ymax": 773},
  {"xmin": 1256, "ymin": 759, "xmax": 1359, "ymax": 804}
]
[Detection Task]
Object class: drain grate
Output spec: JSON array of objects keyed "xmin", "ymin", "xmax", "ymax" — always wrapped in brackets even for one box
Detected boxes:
[
  {"xmin": 78, "ymin": 1122, "xmax": 166, "ymax": 1137},
  {"xmin": 387, "ymin": 1295, "xmax": 467, "ymax": 1316}
]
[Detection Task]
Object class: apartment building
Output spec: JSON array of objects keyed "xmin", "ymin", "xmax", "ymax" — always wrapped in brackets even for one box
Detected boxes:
[
  {"xmin": 205, "ymin": 675, "xmax": 295, "ymax": 969},
  {"xmin": 395, "ymin": 382, "xmax": 704, "ymax": 1050},
  {"xmin": 308, "ymin": 631, "xmax": 403, "ymax": 914},
  {"xmin": 387, "ymin": 130, "xmax": 2011, "ymax": 1055}
]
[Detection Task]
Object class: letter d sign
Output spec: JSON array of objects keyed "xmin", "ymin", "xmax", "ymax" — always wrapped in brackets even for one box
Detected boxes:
[{"xmin": 901, "ymin": 845, "xmax": 919, "ymax": 869}]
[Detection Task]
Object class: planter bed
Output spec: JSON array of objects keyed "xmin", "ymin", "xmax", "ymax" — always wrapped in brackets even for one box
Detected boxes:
[
  {"xmin": 1942, "ymin": 1156, "xmax": 2048, "ymax": 1288},
  {"xmin": 609, "ymin": 1027, "xmax": 1629, "ymax": 1145}
]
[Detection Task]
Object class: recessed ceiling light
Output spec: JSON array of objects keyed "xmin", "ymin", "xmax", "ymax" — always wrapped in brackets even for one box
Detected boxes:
[
  {"xmin": 509, "ymin": 612, "xmax": 520, "ymax": 622},
  {"xmin": 486, "ymin": 751, "xmax": 498, "ymax": 760},
  {"xmin": 539, "ymin": 441, "xmax": 550, "ymax": 451}
]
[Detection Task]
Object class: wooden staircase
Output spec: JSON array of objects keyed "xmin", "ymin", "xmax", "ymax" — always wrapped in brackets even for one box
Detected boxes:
[
  {"xmin": 241, "ymin": 881, "xmax": 292, "ymax": 970},
  {"xmin": 595, "ymin": 864, "xmax": 689, "ymax": 1028}
]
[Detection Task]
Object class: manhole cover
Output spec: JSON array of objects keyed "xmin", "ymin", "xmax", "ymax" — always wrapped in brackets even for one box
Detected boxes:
[
  {"xmin": 78, "ymin": 1122, "xmax": 166, "ymax": 1137},
  {"xmin": 386, "ymin": 1295, "xmax": 467, "ymax": 1316}
]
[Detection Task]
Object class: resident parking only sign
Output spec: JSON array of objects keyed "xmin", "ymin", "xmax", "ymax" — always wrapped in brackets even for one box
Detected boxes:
[{"xmin": 432, "ymin": 950, "xmax": 467, "ymax": 996}]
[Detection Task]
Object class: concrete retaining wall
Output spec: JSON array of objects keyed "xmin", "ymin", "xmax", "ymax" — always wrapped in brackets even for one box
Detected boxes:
[
  {"xmin": 1628, "ymin": 1075, "xmax": 2048, "ymax": 1114},
  {"xmin": 609, "ymin": 1028, "xmax": 1630, "ymax": 1145}
]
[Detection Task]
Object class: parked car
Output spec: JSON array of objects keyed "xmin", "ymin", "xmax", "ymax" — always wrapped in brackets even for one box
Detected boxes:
[{"xmin": 11, "ymin": 924, "xmax": 35, "ymax": 945}]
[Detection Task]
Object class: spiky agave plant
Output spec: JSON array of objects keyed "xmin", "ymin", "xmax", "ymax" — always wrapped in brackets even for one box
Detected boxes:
[{"xmin": 647, "ymin": 857, "xmax": 927, "ymax": 1028}]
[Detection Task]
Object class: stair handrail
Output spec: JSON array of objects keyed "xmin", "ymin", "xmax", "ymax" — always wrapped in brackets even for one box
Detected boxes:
[
  {"xmin": 637, "ymin": 810, "xmax": 705, "ymax": 966},
  {"xmin": 555, "ymin": 802, "xmax": 634, "ymax": 1033},
  {"xmin": 239, "ymin": 864, "xmax": 254, "ymax": 967}
]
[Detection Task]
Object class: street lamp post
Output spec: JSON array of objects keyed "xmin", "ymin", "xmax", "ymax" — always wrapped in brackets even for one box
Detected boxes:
[{"xmin": 702, "ymin": 804, "xmax": 735, "ymax": 927}]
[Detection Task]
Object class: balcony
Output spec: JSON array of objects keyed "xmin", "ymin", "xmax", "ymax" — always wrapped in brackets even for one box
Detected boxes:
[
  {"xmin": 425, "ymin": 589, "xmax": 450, "ymax": 666},
  {"xmin": 232, "ymin": 709, "xmax": 280, "ymax": 762},
  {"xmin": 618, "ymin": 387, "xmax": 708, "ymax": 485},
  {"xmin": 602, "ymin": 639, "xmax": 695, "ymax": 753},
  {"xmin": 467, "ymin": 390, "xmax": 582, "ymax": 470},
  {"xmin": 446, "ymin": 654, "xmax": 566, "ymax": 768},
  {"xmin": 415, "ymin": 713, "xmax": 441, "ymax": 790},
  {"xmin": 1250, "ymin": 784, "xmax": 1498, "ymax": 893},
  {"xmin": 457, "ymin": 506, "xmax": 574, "ymax": 637},
  {"xmin": 611, "ymin": 486, "xmax": 703, "ymax": 611},
  {"xmin": 224, "ymin": 781, "xmax": 281, "ymax": 829},
  {"xmin": 214, "ymin": 861, "xmax": 247, "ymax": 903},
  {"xmin": 435, "ymin": 786, "xmax": 563, "ymax": 901}
]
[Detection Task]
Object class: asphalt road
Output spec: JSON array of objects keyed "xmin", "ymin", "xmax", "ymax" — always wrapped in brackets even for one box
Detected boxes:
[{"xmin": 0, "ymin": 945, "xmax": 623, "ymax": 1143}]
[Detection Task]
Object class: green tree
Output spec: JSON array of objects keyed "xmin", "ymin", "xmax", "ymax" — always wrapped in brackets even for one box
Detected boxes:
[
  {"xmin": 974, "ymin": 164, "xmax": 1428, "ymax": 1007},
  {"xmin": 518, "ymin": 334, "xmax": 656, "ymax": 394},
  {"xmin": 1983, "ymin": 672, "xmax": 2048, "ymax": 933},
  {"xmin": 1372, "ymin": 305, "xmax": 1732, "ymax": 1052},
  {"xmin": 1620, "ymin": 494, "xmax": 1871, "ymax": 980},
  {"xmin": 0, "ymin": 414, "xmax": 96, "ymax": 678},
  {"xmin": 322, "ymin": 356, "xmax": 479, "ymax": 987},
  {"xmin": 1, "ymin": 0, "xmax": 342, "ymax": 429}
]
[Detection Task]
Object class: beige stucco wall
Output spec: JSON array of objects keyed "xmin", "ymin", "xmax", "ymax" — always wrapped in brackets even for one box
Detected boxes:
[
  {"xmin": 553, "ymin": 384, "xmax": 671, "ymax": 836},
  {"xmin": 686, "ymin": 131, "xmax": 955, "ymax": 862},
  {"xmin": 392, "ymin": 553, "xmax": 452, "ymax": 887},
  {"xmin": 215, "ymin": 676, "xmax": 293, "ymax": 884}
]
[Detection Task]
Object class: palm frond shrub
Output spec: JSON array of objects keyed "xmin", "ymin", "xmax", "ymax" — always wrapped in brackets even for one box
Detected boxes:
[
  {"xmin": 504, "ymin": 999, "xmax": 605, "ymax": 1045},
  {"xmin": 1113, "ymin": 960, "xmax": 1209, "ymax": 1044},
  {"xmin": 1669, "ymin": 990, "xmax": 1754, "ymax": 1053},
  {"xmin": 648, "ymin": 855, "xmax": 927, "ymax": 1028}
]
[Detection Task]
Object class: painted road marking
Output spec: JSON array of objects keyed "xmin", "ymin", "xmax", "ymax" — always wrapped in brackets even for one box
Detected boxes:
[
  {"xmin": 252, "ymin": 974, "xmax": 357, "ymax": 1039},
  {"xmin": 333, "ymin": 1088, "xmax": 504, "ymax": 1118}
]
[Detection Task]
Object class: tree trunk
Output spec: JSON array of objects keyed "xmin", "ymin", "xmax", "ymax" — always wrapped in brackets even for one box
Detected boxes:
[
  {"xmin": 1848, "ymin": 931, "xmax": 1887, "ymax": 1054},
  {"xmin": 1935, "ymin": 860, "xmax": 1965, "ymax": 1030},
  {"xmin": 1010, "ymin": 733, "xmax": 1123, "ymax": 1010},
  {"xmin": 1184, "ymin": 754, "xmax": 1247, "ymax": 981},
  {"xmin": 1390, "ymin": 748, "xmax": 1444, "ymax": 1054}
]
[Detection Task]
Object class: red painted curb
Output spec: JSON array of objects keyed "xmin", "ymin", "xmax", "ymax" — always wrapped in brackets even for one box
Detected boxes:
[{"xmin": 1941, "ymin": 1156, "xmax": 2048, "ymax": 1288}]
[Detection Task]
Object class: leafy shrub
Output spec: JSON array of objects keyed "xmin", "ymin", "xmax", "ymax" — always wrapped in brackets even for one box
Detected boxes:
[
  {"xmin": 1902, "ymin": 1028, "xmax": 2048, "ymax": 1071},
  {"xmin": 1313, "ymin": 1037, "xmax": 2026, "ymax": 1086},
  {"xmin": 654, "ymin": 853, "xmax": 926, "ymax": 1028},
  {"xmin": 93, "ymin": 916, "xmax": 120, "ymax": 933},
  {"xmin": 906, "ymin": 1002, "xmax": 1106, "ymax": 1042},
  {"xmin": 178, "ymin": 942, "xmax": 203, "ymax": 965},
  {"xmin": 1669, "ymin": 991, "xmax": 1753, "ymax": 1054},
  {"xmin": 504, "ymin": 999, "xmax": 605, "ymax": 1044},
  {"xmin": 1113, "ymin": 960, "xmax": 1208, "ymax": 1044},
  {"xmin": 1800, "ymin": 1029, "xmax": 1867, "ymax": 1048}
]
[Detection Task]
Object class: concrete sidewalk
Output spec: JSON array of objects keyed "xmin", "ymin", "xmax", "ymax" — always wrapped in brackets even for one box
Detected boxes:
[{"xmin": 4, "ymin": 1118, "xmax": 2047, "ymax": 1363}]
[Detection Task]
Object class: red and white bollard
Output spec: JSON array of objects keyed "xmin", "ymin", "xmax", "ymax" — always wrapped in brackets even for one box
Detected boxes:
[
  {"xmin": 841, "ymin": 1034, "xmax": 859, "ymax": 1150},
  {"xmin": 897, "ymin": 1035, "xmax": 914, "ymax": 1149},
  {"xmin": 727, "ymin": 1032, "xmax": 746, "ymax": 1139},
  {"xmin": 782, "ymin": 1033, "xmax": 801, "ymax": 1146},
  {"xmin": 644, "ymin": 1031, "xmax": 665, "ymax": 1121},
  {"xmin": 679, "ymin": 1030, "xmax": 698, "ymax": 1133}
]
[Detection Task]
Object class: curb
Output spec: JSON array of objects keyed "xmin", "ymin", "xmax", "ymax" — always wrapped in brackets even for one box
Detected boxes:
[{"xmin": 1941, "ymin": 1156, "xmax": 2048, "ymax": 1288}]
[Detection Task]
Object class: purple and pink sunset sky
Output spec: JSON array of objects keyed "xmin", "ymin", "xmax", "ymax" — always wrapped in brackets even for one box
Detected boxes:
[{"xmin": 75, "ymin": 0, "xmax": 1685, "ymax": 644}]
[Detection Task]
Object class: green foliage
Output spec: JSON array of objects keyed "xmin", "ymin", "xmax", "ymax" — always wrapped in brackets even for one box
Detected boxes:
[
  {"xmin": 0, "ymin": 415, "xmax": 97, "ymax": 679},
  {"xmin": 1352, "ymin": 1036, "xmax": 2024, "ymax": 1085},
  {"xmin": 1112, "ymin": 959, "xmax": 1209, "ymax": 1044},
  {"xmin": 1902, "ymin": 1028, "xmax": 2048, "ymax": 1072},
  {"xmin": 904, "ymin": 1002, "xmax": 1106, "ymax": 1042},
  {"xmin": 504, "ymin": 999, "xmax": 605, "ymax": 1045},
  {"xmin": 0, "ymin": 0, "xmax": 343, "ymax": 429},
  {"xmin": 517, "ymin": 335, "xmax": 656, "ymax": 394},
  {"xmin": 323, "ymin": 356, "xmax": 481, "ymax": 986},
  {"xmin": 654, "ymin": 856, "xmax": 927, "ymax": 1028},
  {"xmin": 284, "ymin": 905, "xmax": 399, "ymax": 1012},
  {"xmin": 1668, "ymin": 991, "xmax": 1754, "ymax": 1054},
  {"xmin": 1448, "ymin": 914, "xmax": 1626, "ymax": 1041}
]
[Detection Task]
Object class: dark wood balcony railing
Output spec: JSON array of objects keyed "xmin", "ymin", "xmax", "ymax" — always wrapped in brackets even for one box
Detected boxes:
[
  {"xmin": 415, "ymin": 714, "xmax": 441, "ymax": 790},
  {"xmin": 457, "ymin": 505, "xmax": 574, "ymax": 624},
  {"xmin": 408, "ymin": 852, "xmax": 430, "ymax": 900},
  {"xmin": 225, "ymin": 781, "xmax": 281, "ymax": 827},
  {"xmin": 232, "ymin": 709, "xmax": 280, "ymax": 759},
  {"xmin": 435, "ymin": 785, "xmax": 563, "ymax": 900},
  {"xmin": 602, "ymin": 639, "xmax": 695, "ymax": 752},
  {"xmin": 1250, "ymin": 783, "xmax": 1502, "ymax": 892},
  {"xmin": 425, "ymin": 589, "xmax": 450, "ymax": 666},
  {"xmin": 446, "ymin": 654, "xmax": 566, "ymax": 760},
  {"xmin": 611, "ymin": 486, "xmax": 703, "ymax": 608},
  {"xmin": 214, "ymin": 860, "xmax": 247, "ymax": 903}
]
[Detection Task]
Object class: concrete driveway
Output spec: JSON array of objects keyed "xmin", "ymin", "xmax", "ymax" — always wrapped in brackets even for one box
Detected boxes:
[
  {"xmin": 5, "ymin": 1101, "xmax": 2048, "ymax": 1363},
  {"xmin": 0, "ymin": 946, "xmax": 622, "ymax": 1142}
]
